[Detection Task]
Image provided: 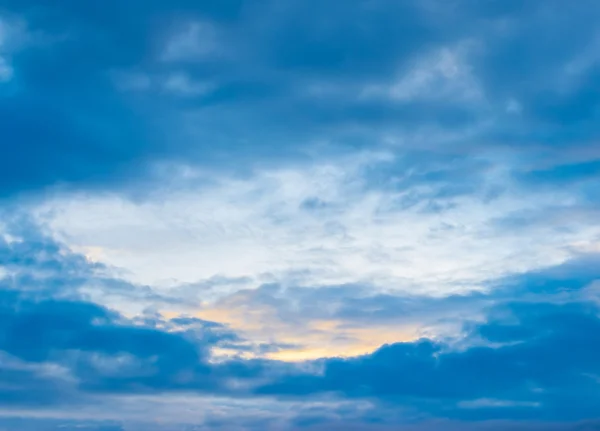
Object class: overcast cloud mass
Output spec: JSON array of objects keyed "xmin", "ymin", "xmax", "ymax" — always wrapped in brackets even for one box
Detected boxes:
[{"xmin": 2, "ymin": 0, "xmax": 600, "ymax": 429}]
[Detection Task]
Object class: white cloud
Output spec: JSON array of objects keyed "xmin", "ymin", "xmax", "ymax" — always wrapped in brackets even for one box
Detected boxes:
[
  {"xmin": 161, "ymin": 21, "xmax": 220, "ymax": 62},
  {"xmin": 163, "ymin": 72, "xmax": 216, "ymax": 96},
  {"xmin": 0, "ymin": 17, "xmax": 16, "ymax": 82},
  {"xmin": 0, "ymin": 56, "xmax": 12, "ymax": 82},
  {"xmin": 0, "ymin": 14, "xmax": 70, "ymax": 84},
  {"xmin": 458, "ymin": 398, "xmax": 541, "ymax": 409},
  {"xmin": 33, "ymin": 149, "xmax": 597, "ymax": 302},
  {"xmin": 362, "ymin": 42, "xmax": 483, "ymax": 103},
  {"xmin": 111, "ymin": 70, "xmax": 217, "ymax": 98}
]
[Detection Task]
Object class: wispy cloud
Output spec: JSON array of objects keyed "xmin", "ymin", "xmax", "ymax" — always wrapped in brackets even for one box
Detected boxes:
[
  {"xmin": 361, "ymin": 41, "xmax": 484, "ymax": 103},
  {"xmin": 35, "ymin": 151, "xmax": 599, "ymax": 294},
  {"xmin": 161, "ymin": 21, "xmax": 221, "ymax": 62},
  {"xmin": 2, "ymin": 0, "xmax": 600, "ymax": 429}
]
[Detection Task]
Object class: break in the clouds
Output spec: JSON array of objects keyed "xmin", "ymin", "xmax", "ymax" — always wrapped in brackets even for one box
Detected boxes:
[{"xmin": 2, "ymin": 0, "xmax": 600, "ymax": 430}]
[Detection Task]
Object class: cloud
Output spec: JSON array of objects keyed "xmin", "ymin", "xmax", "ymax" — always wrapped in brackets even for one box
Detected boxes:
[
  {"xmin": 26, "ymin": 136, "xmax": 600, "ymax": 362},
  {"xmin": 0, "ymin": 0, "xmax": 599, "ymax": 200},
  {"xmin": 2, "ymin": 212, "xmax": 600, "ymax": 427},
  {"xmin": 161, "ymin": 21, "xmax": 221, "ymax": 62},
  {"xmin": 0, "ymin": 291, "xmax": 224, "ymax": 396},
  {"xmin": 361, "ymin": 41, "xmax": 483, "ymax": 104},
  {"xmin": 2, "ymin": 0, "xmax": 600, "ymax": 429},
  {"xmin": 162, "ymin": 73, "xmax": 217, "ymax": 97},
  {"xmin": 0, "ymin": 15, "xmax": 24, "ymax": 82},
  {"xmin": 34, "ymin": 148, "xmax": 600, "ymax": 294},
  {"xmin": 258, "ymin": 299, "xmax": 600, "ymax": 421},
  {"xmin": 0, "ymin": 56, "xmax": 12, "ymax": 82}
]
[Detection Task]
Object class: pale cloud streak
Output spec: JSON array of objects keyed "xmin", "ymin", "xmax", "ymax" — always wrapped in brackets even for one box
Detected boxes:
[
  {"xmin": 163, "ymin": 72, "xmax": 217, "ymax": 96},
  {"xmin": 161, "ymin": 21, "xmax": 221, "ymax": 62},
  {"xmin": 0, "ymin": 15, "xmax": 20, "ymax": 82},
  {"xmin": 29, "ymin": 146, "xmax": 600, "ymax": 359},
  {"xmin": 361, "ymin": 42, "xmax": 483, "ymax": 103},
  {"xmin": 34, "ymin": 150, "xmax": 594, "ymax": 294}
]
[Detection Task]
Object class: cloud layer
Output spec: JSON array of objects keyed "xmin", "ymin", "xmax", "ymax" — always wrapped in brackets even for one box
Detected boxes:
[{"xmin": 2, "ymin": 0, "xmax": 600, "ymax": 429}]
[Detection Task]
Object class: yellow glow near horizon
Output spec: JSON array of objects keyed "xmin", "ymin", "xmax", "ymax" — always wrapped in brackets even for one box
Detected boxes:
[{"xmin": 163, "ymin": 308, "xmax": 419, "ymax": 362}]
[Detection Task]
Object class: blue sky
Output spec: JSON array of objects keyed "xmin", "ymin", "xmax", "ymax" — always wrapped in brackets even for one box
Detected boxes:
[{"xmin": 1, "ymin": 0, "xmax": 600, "ymax": 429}]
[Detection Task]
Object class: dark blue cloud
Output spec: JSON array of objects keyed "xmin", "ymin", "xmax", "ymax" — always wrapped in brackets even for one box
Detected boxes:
[
  {"xmin": 250, "ymin": 256, "xmax": 600, "ymax": 421},
  {"xmin": 0, "ymin": 360, "xmax": 77, "ymax": 407},
  {"xmin": 1, "ymin": 0, "xmax": 599, "ymax": 197},
  {"xmin": 0, "ymin": 289, "xmax": 228, "ymax": 395},
  {"xmin": 470, "ymin": 0, "xmax": 600, "ymax": 122},
  {"xmin": 258, "ymin": 299, "xmax": 600, "ymax": 421},
  {"xmin": 0, "ymin": 219, "xmax": 281, "ymax": 401},
  {"xmin": 3, "ymin": 217, "xmax": 600, "ymax": 426}
]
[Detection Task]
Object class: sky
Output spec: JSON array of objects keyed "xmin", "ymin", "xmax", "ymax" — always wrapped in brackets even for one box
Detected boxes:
[{"xmin": 1, "ymin": 0, "xmax": 600, "ymax": 429}]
